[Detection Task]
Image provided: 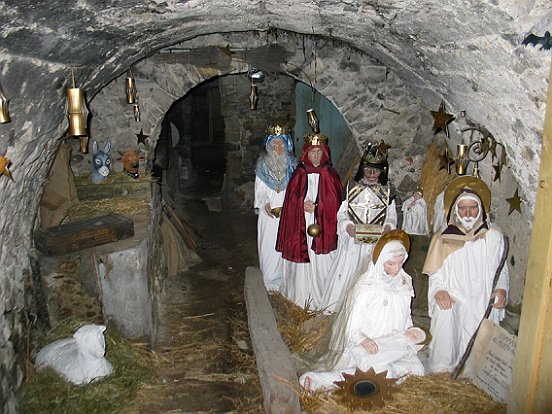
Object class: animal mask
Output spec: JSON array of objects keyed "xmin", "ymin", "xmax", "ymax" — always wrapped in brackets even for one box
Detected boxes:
[{"xmin": 91, "ymin": 141, "xmax": 111, "ymax": 184}]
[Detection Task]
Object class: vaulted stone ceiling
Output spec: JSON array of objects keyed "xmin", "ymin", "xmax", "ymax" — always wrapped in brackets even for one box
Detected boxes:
[{"xmin": 0, "ymin": 1, "xmax": 550, "ymax": 411}]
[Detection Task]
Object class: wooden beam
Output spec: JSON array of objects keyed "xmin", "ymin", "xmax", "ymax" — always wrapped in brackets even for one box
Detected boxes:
[{"xmin": 508, "ymin": 61, "xmax": 552, "ymax": 413}]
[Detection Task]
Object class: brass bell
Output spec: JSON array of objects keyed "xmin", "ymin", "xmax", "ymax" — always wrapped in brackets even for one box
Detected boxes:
[{"xmin": 307, "ymin": 223, "xmax": 322, "ymax": 238}]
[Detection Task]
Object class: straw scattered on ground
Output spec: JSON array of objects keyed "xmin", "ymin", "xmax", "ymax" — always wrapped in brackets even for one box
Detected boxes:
[
  {"xmin": 21, "ymin": 318, "xmax": 155, "ymax": 414},
  {"xmin": 270, "ymin": 292, "xmax": 507, "ymax": 414}
]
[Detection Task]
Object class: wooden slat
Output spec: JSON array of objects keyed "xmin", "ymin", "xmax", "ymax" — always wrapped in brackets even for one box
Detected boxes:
[
  {"xmin": 244, "ymin": 267, "xmax": 301, "ymax": 414},
  {"xmin": 34, "ymin": 213, "xmax": 134, "ymax": 255},
  {"xmin": 508, "ymin": 62, "xmax": 552, "ymax": 413}
]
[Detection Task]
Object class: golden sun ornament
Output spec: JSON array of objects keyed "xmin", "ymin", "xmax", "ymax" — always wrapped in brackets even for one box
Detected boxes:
[{"xmin": 333, "ymin": 367, "xmax": 398, "ymax": 411}]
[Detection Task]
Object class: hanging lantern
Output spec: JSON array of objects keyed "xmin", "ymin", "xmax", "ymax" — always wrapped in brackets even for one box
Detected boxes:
[
  {"xmin": 455, "ymin": 144, "xmax": 469, "ymax": 175},
  {"xmin": 0, "ymin": 81, "xmax": 10, "ymax": 124},
  {"xmin": 306, "ymin": 109, "xmax": 320, "ymax": 133},
  {"xmin": 248, "ymin": 84, "xmax": 258, "ymax": 110},
  {"xmin": 66, "ymin": 70, "xmax": 89, "ymax": 137},
  {"xmin": 125, "ymin": 69, "xmax": 137, "ymax": 104}
]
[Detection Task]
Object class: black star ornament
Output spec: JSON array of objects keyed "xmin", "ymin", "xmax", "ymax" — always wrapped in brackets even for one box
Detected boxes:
[
  {"xmin": 430, "ymin": 100, "xmax": 455, "ymax": 138},
  {"xmin": 506, "ymin": 188, "xmax": 522, "ymax": 215},
  {"xmin": 136, "ymin": 129, "xmax": 149, "ymax": 146}
]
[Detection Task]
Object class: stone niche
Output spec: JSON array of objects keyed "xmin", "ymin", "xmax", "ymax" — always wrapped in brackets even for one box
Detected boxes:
[{"xmin": 36, "ymin": 143, "xmax": 169, "ymax": 343}]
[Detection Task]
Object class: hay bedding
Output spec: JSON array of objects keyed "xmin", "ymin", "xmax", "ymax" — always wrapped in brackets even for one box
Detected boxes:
[{"xmin": 269, "ymin": 292, "xmax": 506, "ymax": 414}]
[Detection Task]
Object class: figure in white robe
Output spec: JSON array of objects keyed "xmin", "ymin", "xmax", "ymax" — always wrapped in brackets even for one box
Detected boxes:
[
  {"xmin": 303, "ymin": 231, "xmax": 415, "ymax": 379},
  {"xmin": 276, "ymin": 135, "xmax": 342, "ymax": 311},
  {"xmin": 402, "ymin": 189, "xmax": 429, "ymax": 236},
  {"xmin": 300, "ymin": 326, "xmax": 426, "ymax": 391},
  {"xmin": 423, "ymin": 177, "xmax": 509, "ymax": 373},
  {"xmin": 321, "ymin": 142, "xmax": 396, "ymax": 313},
  {"xmin": 254, "ymin": 129, "xmax": 297, "ymax": 291}
]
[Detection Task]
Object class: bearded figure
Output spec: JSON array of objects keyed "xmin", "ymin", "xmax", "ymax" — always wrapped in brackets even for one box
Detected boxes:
[
  {"xmin": 254, "ymin": 125, "xmax": 297, "ymax": 291},
  {"xmin": 422, "ymin": 176, "xmax": 509, "ymax": 374}
]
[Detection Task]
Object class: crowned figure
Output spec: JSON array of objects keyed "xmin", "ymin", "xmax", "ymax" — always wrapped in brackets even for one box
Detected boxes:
[
  {"xmin": 254, "ymin": 124, "xmax": 298, "ymax": 291},
  {"xmin": 276, "ymin": 117, "xmax": 343, "ymax": 311}
]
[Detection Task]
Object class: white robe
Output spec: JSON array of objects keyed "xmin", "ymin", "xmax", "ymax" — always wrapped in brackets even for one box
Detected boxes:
[
  {"xmin": 402, "ymin": 196, "xmax": 429, "ymax": 235},
  {"xmin": 320, "ymin": 188, "xmax": 397, "ymax": 313},
  {"xmin": 254, "ymin": 176, "xmax": 287, "ymax": 291},
  {"xmin": 427, "ymin": 227, "xmax": 509, "ymax": 373},
  {"xmin": 280, "ymin": 173, "xmax": 335, "ymax": 310},
  {"xmin": 299, "ymin": 331, "xmax": 424, "ymax": 391}
]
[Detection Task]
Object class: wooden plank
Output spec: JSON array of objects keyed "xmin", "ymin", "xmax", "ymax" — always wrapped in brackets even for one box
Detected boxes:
[
  {"xmin": 76, "ymin": 180, "xmax": 152, "ymax": 201},
  {"xmin": 244, "ymin": 267, "xmax": 301, "ymax": 414},
  {"xmin": 34, "ymin": 213, "xmax": 134, "ymax": 255},
  {"xmin": 508, "ymin": 62, "xmax": 552, "ymax": 413}
]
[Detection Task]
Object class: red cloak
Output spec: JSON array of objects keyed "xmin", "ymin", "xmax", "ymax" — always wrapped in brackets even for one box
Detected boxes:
[{"xmin": 276, "ymin": 150, "xmax": 342, "ymax": 263}]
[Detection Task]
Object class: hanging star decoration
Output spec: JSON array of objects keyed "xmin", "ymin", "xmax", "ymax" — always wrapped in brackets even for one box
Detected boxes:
[
  {"xmin": 0, "ymin": 155, "xmax": 13, "ymax": 180},
  {"xmin": 492, "ymin": 164, "xmax": 502, "ymax": 182},
  {"xmin": 506, "ymin": 188, "xmax": 522, "ymax": 215},
  {"xmin": 136, "ymin": 129, "xmax": 149, "ymax": 146},
  {"xmin": 438, "ymin": 146, "xmax": 455, "ymax": 174},
  {"xmin": 333, "ymin": 367, "xmax": 397, "ymax": 411},
  {"xmin": 430, "ymin": 100, "xmax": 455, "ymax": 138}
]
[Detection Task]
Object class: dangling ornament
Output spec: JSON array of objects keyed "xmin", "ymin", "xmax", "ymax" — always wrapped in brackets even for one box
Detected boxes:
[
  {"xmin": 133, "ymin": 103, "xmax": 141, "ymax": 123},
  {"xmin": 307, "ymin": 223, "xmax": 322, "ymax": 237},
  {"xmin": 430, "ymin": 100, "xmax": 455, "ymax": 138},
  {"xmin": 125, "ymin": 69, "xmax": 137, "ymax": 104},
  {"xmin": 66, "ymin": 68, "xmax": 89, "ymax": 137}
]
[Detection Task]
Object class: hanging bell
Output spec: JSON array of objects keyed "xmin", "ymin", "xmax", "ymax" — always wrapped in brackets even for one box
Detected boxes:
[
  {"xmin": 249, "ymin": 84, "xmax": 258, "ymax": 110},
  {"xmin": 0, "ymin": 81, "xmax": 10, "ymax": 124},
  {"xmin": 306, "ymin": 109, "xmax": 320, "ymax": 133},
  {"xmin": 66, "ymin": 86, "xmax": 89, "ymax": 136},
  {"xmin": 125, "ymin": 69, "xmax": 137, "ymax": 104}
]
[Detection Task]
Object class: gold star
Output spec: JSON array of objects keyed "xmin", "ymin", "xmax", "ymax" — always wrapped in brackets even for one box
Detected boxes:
[
  {"xmin": 506, "ymin": 188, "xmax": 522, "ymax": 215},
  {"xmin": 492, "ymin": 164, "xmax": 502, "ymax": 182},
  {"xmin": 0, "ymin": 155, "xmax": 13, "ymax": 180},
  {"xmin": 374, "ymin": 140, "xmax": 391, "ymax": 154},
  {"xmin": 136, "ymin": 129, "xmax": 149, "ymax": 146},
  {"xmin": 430, "ymin": 100, "xmax": 455, "ymax": 138}
]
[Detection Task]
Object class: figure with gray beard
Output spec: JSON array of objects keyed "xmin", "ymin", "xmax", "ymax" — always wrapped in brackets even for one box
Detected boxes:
[
  {"xmin": 422, "ymin": 176, "xmax": 509, "ymax": 373},
  {"xmin": 254, "ymin": 125, "xmax": 298, "ymax": 291}
]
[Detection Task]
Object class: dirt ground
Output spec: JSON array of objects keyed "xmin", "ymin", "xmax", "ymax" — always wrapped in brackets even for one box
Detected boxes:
[{"xmin": 125, "ymin": 197, "xmax": 263, "ymax": 413}]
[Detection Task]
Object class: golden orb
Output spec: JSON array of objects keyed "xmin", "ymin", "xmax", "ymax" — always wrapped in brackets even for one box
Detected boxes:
[
  {"xmin": 270, "ymin": 207, "xmax": 282, "ymax": 218},
  {"xmin": 307, "ymin": 223, "xmax": 322, "ymax": 237}
]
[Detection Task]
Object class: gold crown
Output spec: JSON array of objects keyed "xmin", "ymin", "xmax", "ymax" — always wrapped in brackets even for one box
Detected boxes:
[
  {"xmin": 267, "ymin": 124, "xmax": 291, "ymax": 135},
  {"xmin": 362, "ymin": 140, "xmax": 390, "ymax": 165},
  {"xmin": 304, "ymin": 132, "xmax": 328, "ymax": 146}
]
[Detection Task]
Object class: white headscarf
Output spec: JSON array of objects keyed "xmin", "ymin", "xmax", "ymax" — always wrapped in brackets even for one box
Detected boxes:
[
  {"xmin": 454, "ymin": 193, "xmax": 482, "ymax": 231},
  {"xmin": 311, "ymin": 239, "xmax": 412, "ymax": 371}
]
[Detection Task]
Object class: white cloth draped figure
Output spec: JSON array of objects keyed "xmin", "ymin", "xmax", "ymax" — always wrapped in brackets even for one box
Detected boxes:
[
  {"xmin": 300, "ymin": 327, "xmax": 425, "ymax": 391},
  {"xmin": 402, "ymin": 194, "xmax": 429, "ymax": 236},
  {"xmin": 308, "ymin": 239, "xmax": 414, "ymax": 379},
  {"xmin": 254, "ymin": 132, "xmax": 297, "ymax": 291},
  {"xmin": 320, "ymin": 180, "xmax": 397, "ymax": 313},
  {"xmin": 423, "ymin": 181, "xmax": 509, "ymax": 373}
]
